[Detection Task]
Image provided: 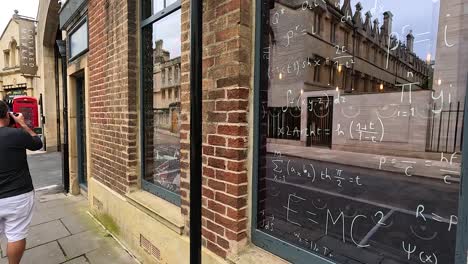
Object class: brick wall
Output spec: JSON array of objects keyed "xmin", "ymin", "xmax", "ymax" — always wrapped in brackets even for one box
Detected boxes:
[
  {"xmin": 179, "ymin": 0, "xmax": 253, "ymax": 259},
  {"xmin": 88, "ymin": 0, "xmax": 139, "ymax": 194}
]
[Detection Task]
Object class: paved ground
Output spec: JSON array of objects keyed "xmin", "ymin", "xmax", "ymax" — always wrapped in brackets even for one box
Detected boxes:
[
  {"xmin": 0, "ymin": 152, "xmax": 137, "ymax": 264},
  {"xmin": 28, "ymin": 152, "xmax": 63, "ymax": 190}
]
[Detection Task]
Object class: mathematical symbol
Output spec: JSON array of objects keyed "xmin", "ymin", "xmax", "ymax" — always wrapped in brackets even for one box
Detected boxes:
[
  {"xmin": 431, "ymin": 213, "xmax": 445, "ymax": 223},
  {"xmin": 334, "ymin": 176, "xmax": 345, "ymax": 187},
  {"xmin": 321, "ymin": 168, "xmax": 331, "ymax": 180},
  {"xmin": 335, "ymin": 124, "xmax": 345, "ymax": 136}
]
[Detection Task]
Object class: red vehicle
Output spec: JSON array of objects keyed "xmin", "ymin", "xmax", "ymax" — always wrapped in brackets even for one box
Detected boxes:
[{"xmin": 11, "ymin": 96, "xmax": 39, "ymax": 129}]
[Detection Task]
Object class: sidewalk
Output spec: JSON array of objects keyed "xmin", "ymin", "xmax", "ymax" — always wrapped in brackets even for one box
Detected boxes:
[
  {"xmin": 0, "ymin": 189, "xmax": 137, "ymax": 264},
  {"xmin": 268, "ymin": 143, "xmax": 461, "ymax": 182}
]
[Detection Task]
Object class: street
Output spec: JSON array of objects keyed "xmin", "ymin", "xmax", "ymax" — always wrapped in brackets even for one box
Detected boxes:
[
  {"xmin": 258, "ymin": 153, "xmax": 459, "ymax": 264},
  {"xmin": 150, "ymin": 130, "xmax": 181, "ymax": 193},
  {"xmin": 28, "ymin": 152, "xmax": 63, "ymax": 190}
]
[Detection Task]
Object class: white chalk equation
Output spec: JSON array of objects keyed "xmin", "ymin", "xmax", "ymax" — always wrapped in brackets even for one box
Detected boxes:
[
  {"xmin": 259, "ymin": 193, "xmax": 457, "ymax": 263},
  {"xmin": 271, "ymin": 155, "xmax": 364, "ymax": 189},
  {"xmin": 378, "ymin": 152, "xmax": 460, "ymax": 183}
]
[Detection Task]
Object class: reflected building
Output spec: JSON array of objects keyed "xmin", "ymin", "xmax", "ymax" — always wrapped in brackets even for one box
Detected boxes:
[
  {"xmin": 152, "ymin": 40, "xmax": 181, "ymax": 134},
  {"xmin": 266, "ymin": 0, "xmax": 436, "ymax": 157},
  {"xmin": 426, "ymin": 0, "xmax": 468, "ymax": 153}
]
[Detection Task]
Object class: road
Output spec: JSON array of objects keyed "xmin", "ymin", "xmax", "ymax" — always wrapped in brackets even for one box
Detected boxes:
[
  {"xmin": 259, "ymin": 153, "xmax": 460, "ymax": 264},
  {"xmin": 148, "ymin": 130, "xmax": 181, "ymax": 193},
  {"xmin": 28, "ymin": 152, "xmax": 63, "ymax": 190}
]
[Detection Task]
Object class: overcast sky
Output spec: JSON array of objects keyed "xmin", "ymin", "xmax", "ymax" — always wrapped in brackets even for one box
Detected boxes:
[
  {"xmin": 0, "ymin": 0, "xmax": 39, "ymax": 36},
  {"xmin": 349, "ymin": 0, "xmax": 440, "ymax": 59}
]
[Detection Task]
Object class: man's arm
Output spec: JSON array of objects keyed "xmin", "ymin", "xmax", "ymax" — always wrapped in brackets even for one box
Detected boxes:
[{"xmin": 10, "ymin": 113, "xmax": 43, "ymax": 151}]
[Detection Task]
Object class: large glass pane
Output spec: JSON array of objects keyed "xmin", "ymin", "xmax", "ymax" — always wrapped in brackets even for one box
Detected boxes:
[
  {"xmin": 69, "ymin": 20, "xmax": 88, "ymax": 59},
  {"xmin": 141, "ymin": 0, "xmax": 179, "ymax": 19},
  {"xmin": 142, "ymin": 9, "xmax": 182, "ymax": 197},
  {"xmin": 256, "ymin": 0, "xmax": 466, "ymax": 263}
]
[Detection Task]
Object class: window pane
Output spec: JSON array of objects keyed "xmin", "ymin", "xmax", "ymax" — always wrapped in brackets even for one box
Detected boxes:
[
  {"xmin": 69, "ymin": 21, "xmax": 88, "ymax": 58},
  {"xmin": 141, "ymin": 0, "xmax": 179, "ymax": 19},
  {"xmin": 154, "ymin": 0, "xmax": 165, "ymax": 14},
  {"xmin": 256, "ymin": 1, "xmax": 464, "ymax": 263},
  {"xmin": 142, "ymin": 9, "xmax": 182, "ymax": 197},
  {"xmin": 166, "ymin": 0, "xmax": 177, "ymax": 7}
]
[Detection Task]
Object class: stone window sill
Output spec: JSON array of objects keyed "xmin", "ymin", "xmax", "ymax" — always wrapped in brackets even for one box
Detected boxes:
[
  {"xmin": 126, "ymin": 190, "xmax": 184, "ymax": 235},
  {"xmin": 230, "ymin": 245, "xmax": 290, "ymax": 264}
]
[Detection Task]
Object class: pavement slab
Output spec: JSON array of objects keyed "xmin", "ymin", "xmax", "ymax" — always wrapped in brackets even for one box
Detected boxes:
[
  {"xmin": 26, "ymin": 220, "xmax": 71, "ymax": 249},
  {"xmin": 62, "ymin": 256, "xmax": 89, "ymax": 264},
  {"xmin": 0, "ymin": 153, "xmax": 136, "ymax": 264},
  {"xmin": 0, "ymin": 241, "xmax": 66, "ymax": 264},
  {"xmin": 58, "ymin": 230, "xmax": 106, "ymax": 260}
]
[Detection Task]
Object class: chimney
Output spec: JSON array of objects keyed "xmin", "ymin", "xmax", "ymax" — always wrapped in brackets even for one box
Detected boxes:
[
  {"xmin": 382, "ymin": 11, "xmax": 393, "ymax": 35},
  {"xmin": 406, "ymin": 30, "xmax": 414, "ymax": 52}
]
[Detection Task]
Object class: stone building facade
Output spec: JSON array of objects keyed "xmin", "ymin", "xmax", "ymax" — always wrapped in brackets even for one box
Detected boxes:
[
  {"xmin": 153, "ymin": 40, "xmax": 181, "ymax": 132},
  {"xmin": 0, "ymin": 8, "xmax": 63, "ymax": 152},
  {"xmin": 0, "ymin": 12, "xmax": 37, "ymax": 104},
  {"xmin": 266, "ymin": 0, "xmax": 434, "ymax": 156}
]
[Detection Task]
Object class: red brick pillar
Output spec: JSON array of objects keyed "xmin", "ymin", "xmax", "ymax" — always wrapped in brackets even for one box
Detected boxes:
[
  {"xmin": 179, "ymin": 0, "xmax": 252, "ymax": 259},
  {"xmin": 88, "ymin": 0, "xmax": 139, "ymax": 194}
]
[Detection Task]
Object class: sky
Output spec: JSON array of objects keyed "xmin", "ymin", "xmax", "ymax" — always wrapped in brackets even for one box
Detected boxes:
[
  {"xmin": 0, "ymin": 0, "xmax": 39, "ymax": 36},
  {"xmin": 348, "ymin": 0, "xmax": 440, "ymax": 60},
  {"xmin": 152, "ymin": 9, "xmax": 182, "ymax": 59}
]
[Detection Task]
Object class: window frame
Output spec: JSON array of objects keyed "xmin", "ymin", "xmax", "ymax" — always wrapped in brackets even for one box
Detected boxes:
[
  {"xmin": 251, "ymin": 0, "xmax": 468, "ymax": 263},
  {"xmin": 68, "ymin": 16, "xmax": 89, "ymax": 62},
  {"xmin": 139, "ymin": 0, "xmax": 182, "ymax": 206}
]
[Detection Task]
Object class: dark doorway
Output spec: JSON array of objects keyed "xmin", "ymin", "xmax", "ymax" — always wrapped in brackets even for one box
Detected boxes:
[
  {"xmin": 76, "ymin": 76, "xmax": 87, "ymax": 187},
  {"xmin": 306, "ymin": 96, "xmax": 333, "ymax": 148}
]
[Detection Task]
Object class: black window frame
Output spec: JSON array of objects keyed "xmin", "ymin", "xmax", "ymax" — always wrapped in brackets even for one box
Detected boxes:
[
  {"xmin": 251, "ymin": 0, "xmax": 468, "ymax": 263},
  {"xmin": 139, "ymin": 0, "xmax": 182, "ymax": 205},
  {"xmin": 68, "ymin": 16, "xmax": 89, "ymax": 62}
]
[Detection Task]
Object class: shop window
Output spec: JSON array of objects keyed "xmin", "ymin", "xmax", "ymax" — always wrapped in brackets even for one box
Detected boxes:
[
  {"xmin": 254, "ymin": 1, "xmax": 466, "ymax": 264},
  {"xmin": 141, "ymin": 0, "xmax": 182, "ymax": 205}
]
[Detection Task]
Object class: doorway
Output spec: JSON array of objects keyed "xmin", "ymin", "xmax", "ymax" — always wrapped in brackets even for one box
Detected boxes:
[
  {"xmin": 306, "ymin": 96, "xmax": 333, "ymax": 148},
  {"xmin": 76, "ymin": 76, "xmax": 87, "ymax": 187}
]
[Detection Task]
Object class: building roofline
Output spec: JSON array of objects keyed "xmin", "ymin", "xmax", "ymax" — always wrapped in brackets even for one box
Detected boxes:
[{"xmin": 0, "ymin": 14, "xmax": 37, "ymax": 41}]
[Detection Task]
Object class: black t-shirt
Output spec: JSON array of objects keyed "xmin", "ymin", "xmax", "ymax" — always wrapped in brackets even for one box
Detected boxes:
[{"xmin": 0, "ymin": 127, "xmax": 43, "ymax": 199}]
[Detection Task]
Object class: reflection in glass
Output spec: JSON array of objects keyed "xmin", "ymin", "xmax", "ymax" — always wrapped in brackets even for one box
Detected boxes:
[
  {"xmin": 256, "ymin": 0, "xmax": 464, "ymax": 263},
  {"xmin": 142, "ymin": 9, "xmax": 181, "ymax": 195},
  {"xmin": 142, "ymin": 0, "xmax": 179, "ymax": 17},
  {"xmin": 69, "ymin": 21, "xmax": 88, "ymax": 58}
]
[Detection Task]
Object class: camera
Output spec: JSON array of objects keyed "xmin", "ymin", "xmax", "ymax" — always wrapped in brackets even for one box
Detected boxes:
[{"xmin": 8, "ymin": 112, "xmax": 19, "ymax": 127}]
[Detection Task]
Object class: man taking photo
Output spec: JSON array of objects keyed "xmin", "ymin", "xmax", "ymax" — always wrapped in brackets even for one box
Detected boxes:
[{"xmin": 0, "ymin": 100, "xmax": 42, "ymax": 264}]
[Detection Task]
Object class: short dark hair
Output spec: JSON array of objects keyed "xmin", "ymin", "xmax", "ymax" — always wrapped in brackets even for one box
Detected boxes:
[{"xmin": 0, "ymin": 100, "xmax": 8, "ymax": 118}]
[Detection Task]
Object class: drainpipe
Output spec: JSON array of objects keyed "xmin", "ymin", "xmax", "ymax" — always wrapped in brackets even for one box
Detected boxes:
[
  {"xmin": 56, "ymin": 40, "xmax": 69, "ymax": 193},
  {"xmin": 54, "ymin": 47, "xmax": 62, "ymax": 152},
  {"xmin": 190, "ymin": 0, "xmax": 203, "ymax": 263}
]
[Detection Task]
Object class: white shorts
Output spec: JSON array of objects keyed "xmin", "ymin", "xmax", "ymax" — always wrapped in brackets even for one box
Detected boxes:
[{"xmin": 0, "ymin": 191, "xmax": 35, "ymax": 242}]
